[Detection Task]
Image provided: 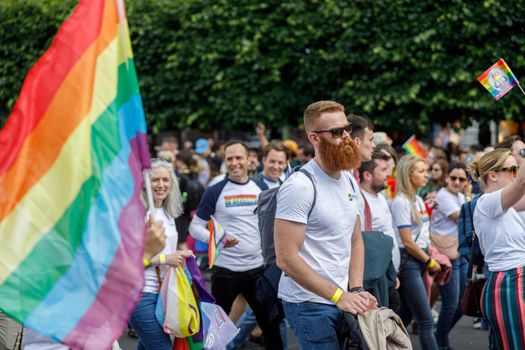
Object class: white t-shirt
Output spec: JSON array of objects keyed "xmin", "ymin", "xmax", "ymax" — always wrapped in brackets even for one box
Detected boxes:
[
  {"xmin": 473, "ymin": 189, "xmax": 525, "ymax": 272},
  {"xmin": 276, "ymin": 160, "xmax": 361, "ymax": 304},
  {"xmin": 431, "ymin": 188, "xmax": 465, "ymax": 236},
  {"xmin": 258, "ymin": 172, "xmax": 281, "ymax": 189},
  {"xmin": 391, "ymin": 194, "xmax": 430, "ymax": 249},
  {"xmin": 144, "ymin": 208, "xmax": 178, "ymax": 293},
  {"xmin": 194, "ymin": 178, "xmax": 266, "ymax": 271},
  {"xmin": 362, "ymin": 190, "xmax": 400, "ymax": 271}
]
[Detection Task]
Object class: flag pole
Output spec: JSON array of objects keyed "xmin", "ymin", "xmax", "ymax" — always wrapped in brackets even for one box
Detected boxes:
[
  {"xmin": 517, "ymin": 82, "xmax": 525, "ymax": 97},
  {"xmin": 144, "ymin": 170, "xmax": 156, "ymax": 219}
]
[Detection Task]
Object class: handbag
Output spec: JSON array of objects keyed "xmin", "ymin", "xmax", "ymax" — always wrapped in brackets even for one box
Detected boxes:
[{"xmin": 459, "ymin": 232, "xmax": 486, "ymax": 317}]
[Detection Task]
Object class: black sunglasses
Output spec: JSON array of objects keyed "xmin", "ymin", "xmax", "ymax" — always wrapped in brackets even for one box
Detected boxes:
[
  {"xmin": 497, "ymin": 165, "xmax": 518, "ymax": 175},
  {"xmin": 311, "ymin": 124, "xmax": 352, "ymax": 139},
  {"xmin": 449, "ymin": 175, "xmax": 467, "ymax": 183}
]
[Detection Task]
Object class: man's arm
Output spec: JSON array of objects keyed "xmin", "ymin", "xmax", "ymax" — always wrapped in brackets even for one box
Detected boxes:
[
  {"xmin": 275, "ymin": 218, "xmax": 371, "ymax": 314},
  {"xmin": 348, "ymin": 218, "xmax": 364, "ymax": 289}
]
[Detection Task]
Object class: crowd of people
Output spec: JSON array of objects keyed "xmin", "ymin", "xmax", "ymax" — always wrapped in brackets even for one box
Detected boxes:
[
  {"xmin": 3, "ymin": 100, "xmax": 525, "ymax": 350},
  {"xmin": 130, "ymin": 101, "xmax": 525, "ymax": 350}
]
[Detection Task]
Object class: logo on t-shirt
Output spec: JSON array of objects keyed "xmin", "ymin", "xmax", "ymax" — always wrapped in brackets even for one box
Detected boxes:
[
  {"xmin": 348, "ymin": 193, "xmax": 357, "ymax": 201},
  {"xmin": 224, "ymin": 194, "xmax": 258, "ymax": 207},
  {"xmin": 419, "ymin": 209, "xmax": 430, "ymax": 223}
]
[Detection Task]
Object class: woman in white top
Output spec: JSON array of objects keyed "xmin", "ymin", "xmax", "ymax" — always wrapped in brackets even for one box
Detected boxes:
[
  {"xmin": 129, "ymin": 158, "xmax": 192, "ymax": 350},
  {"xmin": 469, "ymin": 148, "xmax": 525, "ymax": 350},
  {"xmin": 430, "ymin": 163, "xmax": 468, "ymax": 349},
  {"xmin": 391, "ymin": 155, "xmax": 440, "ymax": 350}
]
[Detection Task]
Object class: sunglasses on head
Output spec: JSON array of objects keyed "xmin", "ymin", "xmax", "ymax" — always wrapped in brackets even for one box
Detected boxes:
[
  {"xmin": 449, "ymin": 175, "xmax": 467, "ymax": 183},
  {"xmin": 311, "ymin": 124, "xmax": 352, "ymax": 139},
  {"xmin": 151, "ymin": 157, "xmax": 172, "ymax": 163},
  {"xmin": 496, "ymin": 165, "xmax": 518, "ymax": 175}
]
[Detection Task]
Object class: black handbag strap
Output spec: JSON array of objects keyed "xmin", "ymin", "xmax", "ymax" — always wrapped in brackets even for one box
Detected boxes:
[{"xmin": 466, "ymin": 208, "xmax": 477, "ymax": 280}]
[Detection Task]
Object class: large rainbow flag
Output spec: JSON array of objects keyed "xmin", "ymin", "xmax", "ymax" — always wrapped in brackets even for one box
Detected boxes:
[
  {"xmin": 477, "ymin": 58, "xmax": 519, "ymax": 100},
  {"xmin": 0, "ymin": 1, "xmax": 150, "ymax": 349}
]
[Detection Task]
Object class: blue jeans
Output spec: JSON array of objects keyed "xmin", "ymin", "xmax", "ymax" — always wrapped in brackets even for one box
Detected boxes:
[
  {"xmin": 129, "ymin": 292, "xmax": 171, "ymax": 350},
  {"xmin": 399, "ymin": 251, "xmax": 438, "ymax": 350},
  {"xmin": 449, "ymin": 256, "xmax": 469, "ymax": 330},
  {"xmin": 227, "ymin": 306, "xmax": 288, "ymax": 350},
  {"xmin": 283, "ymin": 301, "xmax": 345, "ymax": 350},
  {"xmin": 436, "ymin": 258, "xmax": 464, "ymax": 347}
]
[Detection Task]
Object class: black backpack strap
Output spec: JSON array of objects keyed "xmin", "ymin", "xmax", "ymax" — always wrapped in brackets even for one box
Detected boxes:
[{"xmin": 299, "ymin": 169, "xmax": 317, "ymax": 217}]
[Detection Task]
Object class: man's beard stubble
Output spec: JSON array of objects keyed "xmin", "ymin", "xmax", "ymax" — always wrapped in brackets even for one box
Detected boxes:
[{"xmin": 318, "ymin": 137, "xmax": 361, "ymax": 171}]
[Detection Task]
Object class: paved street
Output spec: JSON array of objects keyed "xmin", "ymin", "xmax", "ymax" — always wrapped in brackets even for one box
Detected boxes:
[{"xmin": 119, "ymin": 312, "xmax": 488, "ymax": 350}]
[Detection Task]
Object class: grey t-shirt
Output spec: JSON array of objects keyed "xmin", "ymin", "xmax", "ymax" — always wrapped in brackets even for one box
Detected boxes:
[{"xmin": 275, "ymin": 160, "xmax": 361, "ymax": 304}]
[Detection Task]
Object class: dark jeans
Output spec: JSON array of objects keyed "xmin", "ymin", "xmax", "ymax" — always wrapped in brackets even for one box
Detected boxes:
[
  {"xmin": 283, "ymin": 301, "xmax": 346, "ymax": 350},
  {"xmin": 398, "ymin": 250, "xmax": 438, "ymax": 350},
  {"xmin": 129, "ymin": 292, "xmax": 171, "ymax": 350},
  {"xmin": 436, "ymin": 257, "xmax": 466, "ymax": 347},
  {"xmin": 212, "ymin": 266, "xmax": 283, "ymax": 350}
]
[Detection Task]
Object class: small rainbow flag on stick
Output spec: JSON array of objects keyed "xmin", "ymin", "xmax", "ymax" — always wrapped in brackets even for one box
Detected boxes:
[
  {"xmin": 477, "ymin": 58, "xmax": 524, "ymax": 100},
  {"xmin": 207, "ymin": 216, "xmax": 225, "ymax": 268},
  {"xmin": 402, "ymin": 135, "xmax": 427, "ymax": 159}
]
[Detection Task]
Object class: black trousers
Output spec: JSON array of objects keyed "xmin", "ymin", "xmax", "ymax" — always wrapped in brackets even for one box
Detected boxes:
[{"xmin": 211, "ymin": 266, "xmax": 283, "ymax": 350}]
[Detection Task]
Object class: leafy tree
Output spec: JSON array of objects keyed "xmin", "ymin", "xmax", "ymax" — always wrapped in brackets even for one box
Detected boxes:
[{"xmin": 2, "ymin": 0, "xmax": 525, "ymax": 136}]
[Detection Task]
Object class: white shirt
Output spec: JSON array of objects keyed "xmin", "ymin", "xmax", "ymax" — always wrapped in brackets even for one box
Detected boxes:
[
  {"xmin": 144, "ymin": 208, "xmax": 178, "ymax": 293},
  {"xmin": 276, "ymin": 160, "xmax": 360, "ymax": 304},
  {"xmin": 391, "ymin": 194, "xmax": 430, "ymax": 249},
  {"xmin": 362, "ymin": 190, "xmax": 400, "ymax": 270},
  {"xmin": 191, "ymin": 178, "xmax": 266, "ymax": 271},
  {"xmin": 431, "ymin": 188, "xmax": 465, "ymax": 236},
  {"xmin": 473, "ymin": 189, "xmax": 525, "ymax": 272}
]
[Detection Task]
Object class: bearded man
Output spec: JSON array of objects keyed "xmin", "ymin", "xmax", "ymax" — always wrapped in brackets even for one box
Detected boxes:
[{"xmin": 274, "ymin": 100, "xmax": 377, "ymax": 349}]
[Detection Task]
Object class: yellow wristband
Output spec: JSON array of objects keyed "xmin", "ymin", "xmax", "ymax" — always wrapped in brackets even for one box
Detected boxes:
[
  {"xmin": 143, "ymin": 258, "xmax": 151, "ymax": 267},
  {"xmin": 427, "ymin": 258, "xmax": 435, "ymax": 269},
  {"xmin": 159, "ymin": 254, "xmax": 166, "ymax": 265},
  {"xmin": 331, "ymin": 288, "xmax": 344, "ymax": 304}
]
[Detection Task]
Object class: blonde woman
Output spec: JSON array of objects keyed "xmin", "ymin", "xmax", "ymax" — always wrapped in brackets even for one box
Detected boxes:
[
  {"xmin": 470, "ymin": 149, "xmax": 525, "ymax": 350},
  {"xmin": 130, "ymin": 158, "xmax": 192, "ymax": 350},
  {"xmin": 391, "ymin": 155, "xmax": 440, "ymax": 350}
]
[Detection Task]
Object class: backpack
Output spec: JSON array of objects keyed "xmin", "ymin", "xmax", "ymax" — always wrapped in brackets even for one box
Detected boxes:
[
  {"xmin": 257, "ymin": 169, "xmax": 316, "ymax": 265},
  {"xmin": 457, "ymin": 193, "xmax": 485, "ymax": 269}
]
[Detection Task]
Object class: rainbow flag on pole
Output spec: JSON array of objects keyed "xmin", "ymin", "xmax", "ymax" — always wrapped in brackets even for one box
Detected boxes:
[
  {"xmin": 0, "ymin": 1, "xmax": 150, "ymax": 349},
  {"xmin": 477, "ymin": 58, "xmax": 519, "ymax": 100},
  {"xmin": 402, "ymin": 135, "xmax": 427, "ymax": 159}
]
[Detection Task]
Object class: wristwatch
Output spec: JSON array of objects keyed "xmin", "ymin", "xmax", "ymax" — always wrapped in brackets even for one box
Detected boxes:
[{"xmin": 349, "ymin": 286, "xmax": 365, "ymax": 293}]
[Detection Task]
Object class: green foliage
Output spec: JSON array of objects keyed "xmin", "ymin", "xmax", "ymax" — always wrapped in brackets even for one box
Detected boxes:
[{"xmin": 1, "ymin": 0, "xmax": 525, "ymax": 135}]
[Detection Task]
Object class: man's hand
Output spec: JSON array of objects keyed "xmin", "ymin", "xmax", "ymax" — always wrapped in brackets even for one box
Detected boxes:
[
  {"xmin": 144, "ymin": 217, "xmax": 165, "ymax": 260},
  {"xmin": 223, "ymin": 235, "xmax": 240, "ymax": 248},
  {"xmin": 256, "ymin": 122, "xmax": 266, "ymax": 136},
  {"xmin": 336, "ymin": 291, "xmax": 377, "ymax": 315}
]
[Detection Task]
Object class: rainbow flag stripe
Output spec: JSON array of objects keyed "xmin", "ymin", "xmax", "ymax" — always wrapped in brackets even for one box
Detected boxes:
[
  {"xmin": 0, "ymin": 1, "xmax": 150, "ymax": 349},
  {"xmin": 402, "ymin": 135, "xmax": 427, "ymax": 159},
  {"xmin": 477, "ymin": 58, "xmax": 519, "ymax": 100}
]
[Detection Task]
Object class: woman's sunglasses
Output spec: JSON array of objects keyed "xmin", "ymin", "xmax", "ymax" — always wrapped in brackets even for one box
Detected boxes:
[
  {"xmin": 496, "ymin": 165, "xmax": 518, "ymax": 175},
  {"xmin": 311, "ymin": 124, "xmax": 353, "ymax": 139},
  {"xmin": 449, "ymin": 175, "xmax": 467, "ymax": 183}
]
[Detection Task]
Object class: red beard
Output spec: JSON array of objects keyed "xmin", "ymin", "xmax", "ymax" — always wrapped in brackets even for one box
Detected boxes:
[{"xmin": 318, "ymin": 136, "xmax": 361, "ymax": 171}]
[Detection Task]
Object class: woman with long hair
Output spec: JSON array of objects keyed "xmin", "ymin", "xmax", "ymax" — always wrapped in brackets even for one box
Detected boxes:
[
  {"xmin": 392, "ymin": 155, "xmax": 440, "ymax": 350},
  {"xmin": 430, "ymin": 163, "xmax": 470, "ymax": 349},
  {"xmin": 129, "ymin": 158, "xmax": 193, "ymax": 350},
  {"xmin": 469, "ymin": 148, "xmax": 525, "ymax": 350}
]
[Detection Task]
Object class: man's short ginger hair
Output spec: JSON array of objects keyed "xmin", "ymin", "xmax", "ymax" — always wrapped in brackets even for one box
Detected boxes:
[{"xmin": 303, "ymin": 100, "xmax": 345, "ymax": 133}]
